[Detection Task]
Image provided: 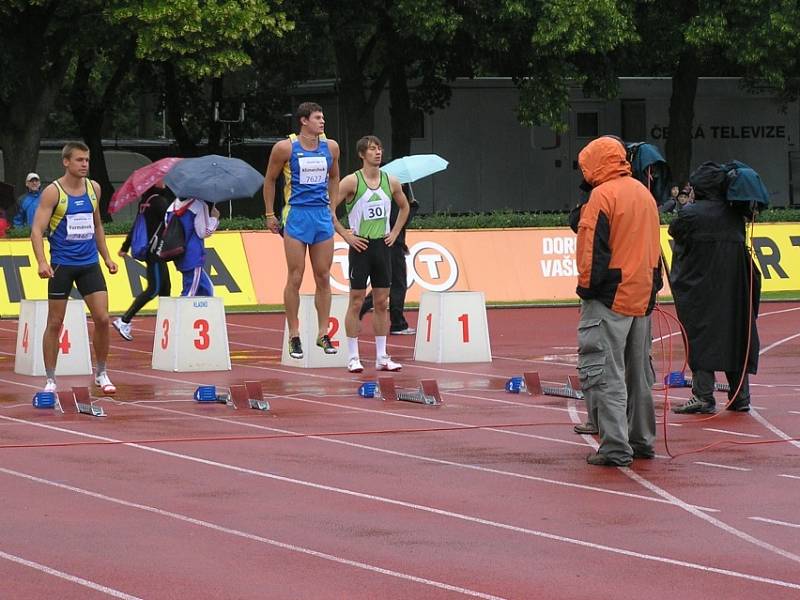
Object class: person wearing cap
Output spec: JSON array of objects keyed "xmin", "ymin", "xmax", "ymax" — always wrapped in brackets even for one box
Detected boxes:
[
  {"xmin": 575, "ymin": 136, "xmax": 663, "ymax": 466},
  {"xmin": 13, "ymin": 172, "xmax": 42, "ymax": 228}
]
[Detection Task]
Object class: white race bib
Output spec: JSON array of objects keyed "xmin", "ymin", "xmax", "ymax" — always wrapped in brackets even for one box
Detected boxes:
[
  {"xmin": 298, "ymin": 156, "xmax": 327, "ymax": 185},
  {"xmin": 66, "ymin": 213, "xmax": 94, "ymax": 241},
  {"xmin": 364, "ymin": 203, "xmax": 386, "ymax": 221}
]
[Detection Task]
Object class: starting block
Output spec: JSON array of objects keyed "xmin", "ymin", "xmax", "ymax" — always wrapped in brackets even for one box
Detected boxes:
[
  {"xmin": 505, "ymin": 372, "xmax": 583, "ymax": 400},
  {"xmin": 32, "ymin": 391, "xmax": 57, "ymax": 409},
  {"xmin": 664, "ymin": 371, "xmax": 731, "ymax": 392},
  {"xmin": 193, "ymin": 385, "xmax": 234, "ymax": 407},
  {"xmin": 358, "ymin": 377, "xmax": 442, "ymax": 405},
  {"xmin": 229, "ymin": 381, "xmax": 270, "ymax": 411},
  {"xmin": 57, "ymin": 387, "xmax": 106, "ymax": 417}
]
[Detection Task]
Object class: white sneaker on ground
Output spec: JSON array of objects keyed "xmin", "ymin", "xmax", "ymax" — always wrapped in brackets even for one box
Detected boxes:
[
  {"xmin": 347, "ymin": 357, "xmax": 364, "ymax": 373},
  {"xmin": 113, "ymin": 317, "xmax": 133, "ymax": 341},
  {"xmin": 94, "ymin": 372, "xmax": 116, "ymax": 395},
  {"xmin": 376, "ymin": 355, "xmax": 402, "ymax": 371},
  {"xmin": 390, "ymin": 327, "xmax": 416, "ymax": 336},
  {"xmin": 44, "ymin": 379, "xmax": 57, "ymax": 393}
]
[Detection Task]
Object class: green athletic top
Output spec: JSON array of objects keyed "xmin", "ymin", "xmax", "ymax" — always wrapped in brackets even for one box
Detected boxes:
[{"xmin": 346, "ymin": 170, "xmax": 391, "ymax": 239}]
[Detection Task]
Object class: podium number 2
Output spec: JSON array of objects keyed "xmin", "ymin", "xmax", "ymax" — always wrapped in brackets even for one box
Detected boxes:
[
  {"xmin": 425, "ymin": 313, "xmax": 470, "ymax": 343},
  {"xmin": 194, "ymin": 319, "xmax": 210, "ymax": 350},
  {"xmin": 326, "ymin": 317, "xmax": 340, "ymax": 348}
]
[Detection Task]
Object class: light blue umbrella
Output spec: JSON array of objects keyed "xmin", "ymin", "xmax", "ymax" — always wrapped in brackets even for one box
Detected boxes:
[
  {"xmin": 163, "ymin": 154, "xmax": 263, "ymax": 203},
  {"xmin": 382, "ymin": 154, "xmax": 448, "ymax": 184}
]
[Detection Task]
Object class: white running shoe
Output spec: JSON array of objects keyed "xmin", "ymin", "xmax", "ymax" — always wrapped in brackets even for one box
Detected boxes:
[
  {"xmin": 347, "ymin": 357, "xmax": 364, "ymax": 373},
  {"xmin": 94, "ymin": 372, "xmax": 116, "ymax": 395},
  {"xmin": 113, "ymin": 317, "xmax": 133, "ymax": 341},
  {"xmin": 376, "ymin": 355, "xmax": 402, "ymax": 372},
  {"xmin": 390, "ymin": 327, "xmax": 416, "ymax": 336},
  {"xmin": 44, "ymin": 378, "xmax": 57, "ymax": 393}
]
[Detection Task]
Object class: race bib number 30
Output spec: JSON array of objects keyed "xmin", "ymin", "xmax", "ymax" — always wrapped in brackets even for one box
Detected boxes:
[
  {"xmin": 298, "ymin": 156, "xmax": 328, "ymax": 185},
  {"xmin": 65, "ymin": 213, "xmax": 95, "ymax": 241},
  {"xmin": 364, "ymin": 204, "xmax": 386, "ymax": 220}
]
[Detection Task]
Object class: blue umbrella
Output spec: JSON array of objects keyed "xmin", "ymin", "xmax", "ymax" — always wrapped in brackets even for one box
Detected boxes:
[
  {"xmin": 163, "ymin": 154, "xmax": 263, "ymax": 203},
  {"xmin": 382, "ymin": 154, "xmax": 448, "ymax": 184}
]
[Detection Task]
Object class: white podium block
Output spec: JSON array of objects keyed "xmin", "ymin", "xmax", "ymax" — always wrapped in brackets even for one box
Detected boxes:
[
  {"xmin": 152, "ymin": 297, "xmax": 231, "ymax": 372},
  {"xmin": 15, "ymin": 299, "xmax": 92, "ymax": 376},
  {"xmin": 281, "ymin": 293, "xmax": 348, "ymax": 368},
  {"xmin": 413, "ymin": 291, "xmax": 492, "ymax": 363}
]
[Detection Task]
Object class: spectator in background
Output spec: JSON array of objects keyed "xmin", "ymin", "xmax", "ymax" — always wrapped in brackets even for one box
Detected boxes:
[
  {"xmin": 359, "ymin": 181, "xmax": 419, "ymax": 334},
  {"xmin": 0, "ymin": 209, "xmax": 9, "ymax": 237},
  {"xmin": 167, "ymin": 197, "xmax": 220, "ymax": 297},
  {"xmin": 13, "ymin": 172, "xmax": 42, "ymax": 228},
  {"xmin": 113, "ymin": 184, "xmax": 173, "ymax": 341},
  {"xmin": 660, "ymin": 183, "xmax": 692, "ymax": 214}
]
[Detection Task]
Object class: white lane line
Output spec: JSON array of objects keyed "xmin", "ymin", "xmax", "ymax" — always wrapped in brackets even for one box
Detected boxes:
[
  {"xmin": 749, "ymin": 517, "xmax": 800, "ymax": 529},
  {"xmin": 749, "ymin": 410, "xmax": 800, "ymax": 452},
  {"xmin": 788, "ymin": 411, "xmax": 800, "ymax": 416},
  {"xmin": 0, "ymin": 468, "xmax": 504, "ymax": 600},
  {"xmin": 125, "ymin": 401, "xmax": 716, "ymax": 511},
  {"xmin": 760, "ymin": 306, "xmax": 800, "ymax": 317},
  {"xmin": 760, "ymin": 332, "xmax": 800, "ymax": 356},
  {"xmin": 778, "ymin": 474, "xmax": 800, "ymax": 481},
  {"xmin": 694, "ymin": 462, "xmax": 751, "ymax": 472},
  {"xmin": 0, "ymin": 463, "xmax": 796, "ymax": 592},
  {"xmin": 0, "ymin": 548, "xmax": 141, "ymax": 599},
  {"xmin": 566, "ymin": 401, "xmax": 800, "ymax": 567},
  {"xmin": 702, "ymin": 428, "xmax": 761, "ymax": 439}
]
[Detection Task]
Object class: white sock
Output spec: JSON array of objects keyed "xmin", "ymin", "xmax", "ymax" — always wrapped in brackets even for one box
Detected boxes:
[
  {"xmin": 376, "ymin": 336, "xmax": 387, "ymax": 358},
  {"xmin": 347, "ymin": 337, "xmax": 359, "ymax": 360}
]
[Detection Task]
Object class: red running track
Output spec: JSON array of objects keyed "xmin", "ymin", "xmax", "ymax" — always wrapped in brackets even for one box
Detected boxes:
[{"xmin": 0, "ymin": 303, "xmax": 799, "ymax": 599}]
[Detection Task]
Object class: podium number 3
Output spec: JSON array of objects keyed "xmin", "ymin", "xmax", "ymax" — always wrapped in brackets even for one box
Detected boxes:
[
  {"xmin": 425, "ymin": 313, "xmax": 470, "ymax": 343},
  {"xmin": 194, "ymin": 319, "xmax": 210, "ymax": 350}
]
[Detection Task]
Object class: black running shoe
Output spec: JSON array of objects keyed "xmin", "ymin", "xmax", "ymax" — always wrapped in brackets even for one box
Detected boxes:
[
  {"xmin": 288, "ymin": 336, "xmax": 303, "ymax": 359},
  {"xmin": 673, "ymin": 396, "xmax": 716, "ymax": 414},
  {"xmin": 316, "ymin": 334, "xmax": 337, "ymax": 354}
]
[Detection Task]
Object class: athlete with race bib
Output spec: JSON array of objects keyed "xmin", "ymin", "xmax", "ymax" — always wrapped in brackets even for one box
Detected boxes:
[
  {"xmin": 30, "ymin": 142, "xmax": 119, "ymax": 394},
  {"xmin": 332, "ymin": 136, "xmax": 410, "ymax": 373},
  {"xmin": 263, "ymin": 102, "xmax": 341, "ymax": 360}
]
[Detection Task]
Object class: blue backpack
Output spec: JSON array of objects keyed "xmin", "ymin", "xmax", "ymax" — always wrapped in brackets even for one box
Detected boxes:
[{"xmin": 130, "ymin": 210, "xmax": 149, "ymax": 261}]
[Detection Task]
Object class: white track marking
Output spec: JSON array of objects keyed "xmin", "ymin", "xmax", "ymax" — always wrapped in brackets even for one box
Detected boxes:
[
  {"xmin": 0, "ymin": 449, "xmax": 796, "ymax": 590},
  {"xmin": 760, "ymin": 306, "xmax": 800, "ymax": 317},
  {"xmin": 760, "ymin": 332, "xmax": 800, "ymax": 355},
  {"xmin": 0, "ymin": 468, "xmax": 504, "ymax": 600},
  {"xmin": 0, "ymin": 548, "xmax": 141, "ymax": 599},
  {"xmin": 694, "ymin": 462, "xmax": 751, "ymax": 472},
  {"xmin": 702, "ymin": 428, "xmax": 761, "ymax": 439},
  {"xmin": 778, "ymin": 474, "xmax": 800, "ymax": 481},
  {"xmin": 749, "ymin": 517, "xmax": 800, "ymax": 529},
  {"xmin": 566, "ymin": 400, "xmax": 800, "ymax": 566}
]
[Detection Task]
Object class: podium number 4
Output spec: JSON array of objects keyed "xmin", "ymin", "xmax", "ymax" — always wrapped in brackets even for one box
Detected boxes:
[
  {"xmin": 425, "ymin": 313, "xmax": 470, "ymax": 343},
  {"xmin": 22, "ymin": 323, "xmax": 70, "ymax": 353}
]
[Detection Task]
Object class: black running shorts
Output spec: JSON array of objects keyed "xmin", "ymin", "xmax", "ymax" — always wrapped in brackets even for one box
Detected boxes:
[
  {"xmin": 48, "ymin": 263, "xmax": 107, "ymax": 300},
  {"xmin": 348, "ymin": 239, "xmax": 392, "ymax": 290}
]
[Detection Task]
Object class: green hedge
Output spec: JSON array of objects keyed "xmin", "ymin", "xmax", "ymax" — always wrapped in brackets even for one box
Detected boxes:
[{"xmin": 6, "ymin": 207, "xmax": 798, "ymax": 238}]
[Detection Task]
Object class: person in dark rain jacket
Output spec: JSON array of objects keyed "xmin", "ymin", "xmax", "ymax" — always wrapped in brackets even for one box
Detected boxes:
[{"xmin": 670, "ymin": 162, "xmax": 761, "ymax": 414}]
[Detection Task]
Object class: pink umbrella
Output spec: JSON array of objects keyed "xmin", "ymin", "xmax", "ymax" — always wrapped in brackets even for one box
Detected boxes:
[{"xmin": 109, "ymin": 156, "xmax": 183, "ymax": 214}]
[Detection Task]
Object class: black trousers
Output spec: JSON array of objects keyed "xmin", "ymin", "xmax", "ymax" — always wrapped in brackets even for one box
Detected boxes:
[
  {"xmin": 362, "ymin": 244, "xmax": 410, "ymax": 331},
  {"xmin": 122, "ymin": 258, "xmax": 171, "ymax": 322},
  {"xmin": 691, "ymin": 369, "xmax": 750, "ymax": 404}
]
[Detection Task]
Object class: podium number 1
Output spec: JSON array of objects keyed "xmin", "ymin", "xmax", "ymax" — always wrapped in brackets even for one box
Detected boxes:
[{"xmin": 425, "ymin": 313, "xmax": 470, "ymax": 343}]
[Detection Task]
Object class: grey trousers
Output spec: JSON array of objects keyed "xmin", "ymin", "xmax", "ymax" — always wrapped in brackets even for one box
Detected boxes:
[
  {"xmin": 692, "ymin": 369, "xmax": 750, "ymax": 404},
  {"xmin": 577, "ymin": 300, "xmax": 656, "ymax": 462}
]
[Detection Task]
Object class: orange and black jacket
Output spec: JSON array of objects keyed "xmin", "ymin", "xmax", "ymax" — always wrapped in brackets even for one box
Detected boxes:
[{"xmin": 576, "ymin": 137, "xmax": 663, "ymax": 317}]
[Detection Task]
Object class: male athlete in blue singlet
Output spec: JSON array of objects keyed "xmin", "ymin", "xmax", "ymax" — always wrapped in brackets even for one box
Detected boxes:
[
  {"xmin": 263, "ymin": 102, "xmax": 341, "ymax": 359},
  {"xmin": 30, "ymin": 142, "xmax": 119, "ymax": 394}
]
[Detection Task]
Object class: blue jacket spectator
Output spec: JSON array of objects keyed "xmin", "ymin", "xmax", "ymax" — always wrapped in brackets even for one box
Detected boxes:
[{"xmin": 13, "ymin": 172, "xmax": 42, "ymax": 227}]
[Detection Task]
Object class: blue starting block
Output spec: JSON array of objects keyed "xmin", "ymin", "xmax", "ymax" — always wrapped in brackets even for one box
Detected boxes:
[
  {"xmin": 358, "ymin": 382, "xmax": 379, "ymax": 398},
  {"xmin": 32, "ymin": 391, "xmax": 56, "ymax": 409},
  {"xmin": 665, "ymin": 371, "xmax": 730, "ymax": 392},
  {"xmin": 358, "ymin": 377, "xmax": 442, "ymax": 405},
  {"xmin": 193, "ymin": 385, "xmax": 233, "ymax": 405}
]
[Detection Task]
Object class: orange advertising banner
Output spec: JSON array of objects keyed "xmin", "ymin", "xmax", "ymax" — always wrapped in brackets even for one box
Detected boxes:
[{"xmin": 242, "ymin": 228, "xmax": 674, "ymax": 304}]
